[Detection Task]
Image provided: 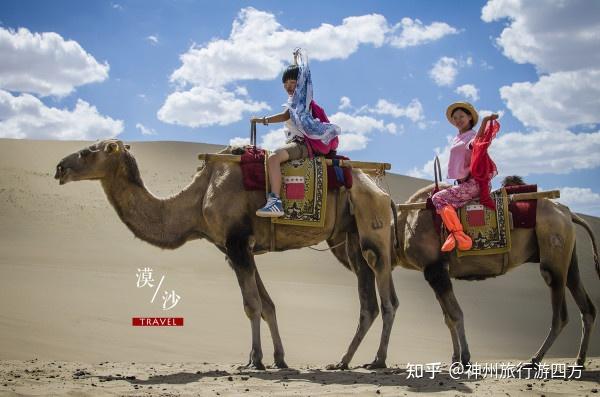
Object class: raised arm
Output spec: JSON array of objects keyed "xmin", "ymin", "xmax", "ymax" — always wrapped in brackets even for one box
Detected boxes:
[
  {"xmin": 251, "ymin": 109, "xmax": 290, "ymax": 125},
  {"xmin": 476, "ymin": 114, "xmax": 499, "ymax": 138}
]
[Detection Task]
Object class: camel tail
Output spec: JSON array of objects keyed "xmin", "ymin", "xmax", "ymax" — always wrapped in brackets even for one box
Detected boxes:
[
  {"xmin": 572, "ymin": 212, "xmax": 600, "ymax": 279},
  {"xmin": 391, "ymin": 199, "xmax": 399, "ymax": 249}
]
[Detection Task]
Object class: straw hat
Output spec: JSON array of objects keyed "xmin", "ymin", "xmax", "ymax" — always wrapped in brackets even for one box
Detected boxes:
[{"xmin": 446, "ymin": 102, "xmax": 478, "ymax": 126}]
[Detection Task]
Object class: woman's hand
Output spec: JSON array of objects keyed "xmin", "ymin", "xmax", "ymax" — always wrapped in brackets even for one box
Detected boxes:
[
  {"xmin": 476, "ymin": 114, "xmax": 499, "ymax": 138},
  {"xmin": 250, "ymin": 116, "xmax": 263, "ymax": 123}
]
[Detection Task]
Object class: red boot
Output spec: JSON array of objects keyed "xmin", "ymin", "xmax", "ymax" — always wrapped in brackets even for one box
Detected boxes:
[{"xmin": 439, "ymin": 205, "xmax": 472, "ymax": 251}]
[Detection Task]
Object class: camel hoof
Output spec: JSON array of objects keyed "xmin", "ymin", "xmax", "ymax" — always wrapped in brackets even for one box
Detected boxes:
[
  {"xmin": 325, "ymin": 362, "xmax": 348, "ymax": 371},
  {"xmin": 576, "ymin": 358, "xmax": 586, "ymax": 369},
  {"xmin": 362, "ymin": 360, "xmax": 387, "ymax": 370},
  {"xmin": 273, "ymin": 360, "xmax": 289, "ymax": 369},
  {"xmin": 519, "ymin": 360, "xmax": 540, "ymax": 372},
  {"xmin": 237, "ymin": 362, "xmax": 266, "ymax": 371}
]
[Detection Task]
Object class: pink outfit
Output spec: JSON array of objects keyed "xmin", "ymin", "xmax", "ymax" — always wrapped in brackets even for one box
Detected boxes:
[
  {"xmin": 447, "ymin": 129, "xmax": 476, "ymax": 180},
  {"xmin": 432, "ymin": 129, "xmax": 479, "ymax": 211}
]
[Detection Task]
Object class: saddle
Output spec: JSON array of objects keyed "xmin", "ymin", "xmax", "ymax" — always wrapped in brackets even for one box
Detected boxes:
[
  {"xmin": 455, "ymin": 188, "xmax": 511, "ymax": 257},
  {"xmin": 240, "ymin": 147, "xmax": 352, "ymax": 191},
  {"xmin": 240, "ymin": 147, "xmax": 353, "ymax": 227}
]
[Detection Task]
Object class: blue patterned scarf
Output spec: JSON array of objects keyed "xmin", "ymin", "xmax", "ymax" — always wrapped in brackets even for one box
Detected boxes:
[{"xmin": 285, "ymin": 52, "xmax": 341, "ymax": 144}]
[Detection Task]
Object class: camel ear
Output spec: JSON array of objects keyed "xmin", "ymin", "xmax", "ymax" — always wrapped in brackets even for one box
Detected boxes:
[
  {"xmin": 124, "ymin": 144, "xmax": 131, "ymax": 150},
  {"xmin": 105, "ymin": 142, "xmax": 120, "ymax": 154}
]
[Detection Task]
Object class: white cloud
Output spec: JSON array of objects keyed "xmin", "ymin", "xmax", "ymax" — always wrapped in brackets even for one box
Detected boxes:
[
  {"xmin": 407, "ymin": 135, "xmax": 452, "ymax": 179},
  {"xmin": 490, "ymin": 129, "xmax": 600, "ymax": 176},
  {"xmin": 429, "ymin": 56, "xmax": 458, "ymax": 86},
  {"xmin": 478, "ymin": 109, "xmax": 505, "ymax": 119},
  {"xmin": 556, "ymin": 187, "xmax": 600, "ymax": 216},
  {"xmin": 388, "ymin": 17, "xmax": 458, "ymax": 48},
  {"xmin": 229, "ymin": 127, "xmax": 287, "ymax": 151},
  {"xmin": 229, "ymin": 136, "xmax": 250, "ymax": 147},
  {"xmin": 455, "ymin": 84, "xmax": 479, "ymax": 101},
  {"xmin": 169, "ymin": 8, "xmax": 388, "ymax": 90},
  {"xmin": 338, "ymin": 133, "xmax": 369, "ymax": 152},
  {"xmin": 329, "ymin": 112, "xmax": 394, "ymax": 135},
  {"xmin": 0, "ymin": 89, "xmax": 123, "ymax": 140},
  {"xmin": 339, "ymin": 96, "xmax": 352, "ymax": 110},
  {"xmin": 370, "ymin": 98, "xmax": 424, "ymax": 122},
  {"xmin": 481, "ymin": 0, "xmax": 600, "ymax": 73},
  {"xmin": 135, "ymin": 123, "xmax": 157, "ymax": 136},
  {"xmin": 408, "ymin": 128, "xmax": 600, "ymax": 179},
  {"xmin": 157, "ymin": 86, "xmax": 270, "ymax": 127},
  {"xmin": 481, "ymin": 0, "xmax": 600, "ymax": 187},
  {"xmin": 499, "ymin": 69, "xmax": 600, "ymax": 130},
  {"xmin": 146, "ymin": 35, "xmax": 159, "ymax": 45},
  {"xmin": 329, "ymin": 111, "xmax": 397, "ymax": 152},
  {"xmin": 259, "ymin": 128, "xmax": 288, "ymax": 151},
  {"xmin": 160, "ymin": 8, "xmax": 457, "ymax": 129},
  {"xmin": 0, "ymin": 27, "xmax": 109, "ymax": 97}
]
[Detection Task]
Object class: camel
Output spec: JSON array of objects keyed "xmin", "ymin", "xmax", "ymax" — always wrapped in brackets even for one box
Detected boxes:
[
  {"xmin": 381, "ymin": 181, "xmax": 599, "ymax": 368},
  {"xmin": 54, "ymin": 138, "xmax": 398, "ymax": 370}
]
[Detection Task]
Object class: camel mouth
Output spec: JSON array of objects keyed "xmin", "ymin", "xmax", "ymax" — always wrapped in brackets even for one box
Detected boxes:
[{"xmin": 55, "ymin": 165, "xmax": 71, "ymax": 185}]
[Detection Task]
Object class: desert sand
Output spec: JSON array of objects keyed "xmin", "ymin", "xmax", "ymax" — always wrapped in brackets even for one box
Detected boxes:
[{"xmin": 1, "ymin": 138, "xmax": 599, "ymax": 396}]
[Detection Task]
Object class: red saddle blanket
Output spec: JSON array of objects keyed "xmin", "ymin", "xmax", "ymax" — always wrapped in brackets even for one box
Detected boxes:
[
  {"xmin": 240, "ymin": 147, "xmax": 353, "ymax": 191},
  {"xmin": 503, "ymin": 184, "xmax": 537, "ymax": 228}
]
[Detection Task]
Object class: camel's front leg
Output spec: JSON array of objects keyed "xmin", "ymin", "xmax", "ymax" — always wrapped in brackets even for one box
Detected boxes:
[
  {"xmin": 424, "ymin": 260, "xmax": 471, "ymax": 367},
  {"xmin": 226, "ymin": 236, "xmax": 265, "ymax": 370},
  {"xmin": 255, "ymin": 271, "xmax": 288, "ymax": 368},
  {"xmin": 327, "ymin": 232, "xmax": 379, "ymax": 370}
]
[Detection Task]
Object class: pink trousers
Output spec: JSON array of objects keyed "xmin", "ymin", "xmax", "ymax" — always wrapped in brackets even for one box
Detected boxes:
[{"xmin": 431, "ymin": 178, "xmax": 480, "ymax": 211}]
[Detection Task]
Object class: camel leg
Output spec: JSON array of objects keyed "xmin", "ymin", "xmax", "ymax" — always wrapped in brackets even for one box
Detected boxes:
[
  {"xmin": 566, "ymin": 246, "xmax": 597, "ymax": 367},
  {"xmin": 530, "ymin": 264, "xmax": 569, "ymax": 365},
  {"xmin": 362, "ymin": 239, "xmax": 399, "ymax": 369},
  {"xmin": 254, "ymin": 271, "xmax": 288, "ymax": 368},
  {"xmin": 226, "ymin": 236, "xmax": 265, "ymax": 370},
  {"xmin": 424, "ymin": 261, "xmax": 471, "ymax": 366},
  {"xmin": 327, "ymin": 232, "xmax": 380, "ymax": 370}
]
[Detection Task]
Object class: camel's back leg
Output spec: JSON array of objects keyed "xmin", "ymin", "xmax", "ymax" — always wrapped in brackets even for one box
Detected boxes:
[
  {"xmin": 531, "ymin": 205, "xmax": 573, "ymax": 364},
  {"xmin": 350, "ymin": 173, "xmax": 398, "ymax": 369},
  {"xmin": 327, "ymin": 232, "xmax": 380, "ymax": 370},
  {"xmin": 254, "ymin": 271, "xmax": 288, "ymax": 368},
  {"xmin": 226, "ymin": 232, "xmax": 265, "ymax": 370},
  {"xmin": 424, "ymin": 260, "xmax": 471, "ymax": 366},
  {"xmin": 566, "ymin": 245, "xmax": 597, "ymax": 367}
]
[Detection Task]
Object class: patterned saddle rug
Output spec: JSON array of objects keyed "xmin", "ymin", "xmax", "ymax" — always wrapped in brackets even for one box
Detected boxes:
[
  {"xmin": 454, "ymin": 188, "xmax": 512, "ymax": 257},
  {"xmin": 239, "ymin": 147, "xmax": 353, "ymax": 227},
  {"xmin": 272, "ymin": 157, "xmax": 327, "ymax": 227}
]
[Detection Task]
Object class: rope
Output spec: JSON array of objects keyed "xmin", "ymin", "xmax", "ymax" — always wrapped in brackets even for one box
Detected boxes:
[{"xmin": 308, "ymin": 240, "xmax": 346, "ymax": 252}]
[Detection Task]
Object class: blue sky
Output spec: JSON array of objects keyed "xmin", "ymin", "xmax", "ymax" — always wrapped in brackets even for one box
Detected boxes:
[{"xmin": 1, "ymin": 0, "xmax": 599, "ymax": 215}]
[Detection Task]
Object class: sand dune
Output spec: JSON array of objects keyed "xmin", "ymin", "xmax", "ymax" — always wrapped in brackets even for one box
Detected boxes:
[{"xmin": 1, "ymin": 138, "xmax": 599, "ymax": 396}]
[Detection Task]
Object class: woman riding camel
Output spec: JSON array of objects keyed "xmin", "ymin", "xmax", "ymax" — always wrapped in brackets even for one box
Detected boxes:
[
  {"xmin": 252, "ymin": 49, "xmax": 341, "ymax": 217},
  {"xmin": 432, "ymin": 102, "xmax": 499, "ymax": 252}
]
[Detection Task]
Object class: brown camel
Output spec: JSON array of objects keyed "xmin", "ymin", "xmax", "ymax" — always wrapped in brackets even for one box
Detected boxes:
[
  {"xmin": 54, "ymin": 138, "xmax": 398, "ymax": 370},
  {"xmin": 384, "ymin": 182, "xmax": 599, "ymax": 368}
]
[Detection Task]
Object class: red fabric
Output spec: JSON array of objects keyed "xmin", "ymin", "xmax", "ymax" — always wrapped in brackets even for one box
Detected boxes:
[
  {"xmin": 305, "ymin": 101, "xmax": 339, "ymax": 155},
  {"xmin": 470, "ymin": 119, "xmax": 500, "ymax": 209},
  {"xmin": 505, "ymin": 184, "xmax": 538, "ymax": 228},
  {"xmin": 239, "ymin": 148, "xmax": 352, "ymax": 191},
  {"xmin": 240, "ymin": 147, "xmax": 267, "ymax": 191},
  {"xmin": 325, "ymin": 153, "xmax": 353, "ymax": 189}
]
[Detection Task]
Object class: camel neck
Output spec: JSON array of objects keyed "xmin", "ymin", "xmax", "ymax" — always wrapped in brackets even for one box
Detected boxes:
[{"xmin": 100, "ymin": 167, "xmax": 207, "ymax": 249}]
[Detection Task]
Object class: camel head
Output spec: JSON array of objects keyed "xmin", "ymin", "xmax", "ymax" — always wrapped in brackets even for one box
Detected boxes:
[{"xmin": 54, "ymin": 139, "xmax": 132, "ymax": 185}]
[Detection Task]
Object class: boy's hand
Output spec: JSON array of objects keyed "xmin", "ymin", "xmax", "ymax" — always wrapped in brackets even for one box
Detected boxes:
[{"xmin": 250, "ymin": 116, "xmax": 262, "ymax": 123}]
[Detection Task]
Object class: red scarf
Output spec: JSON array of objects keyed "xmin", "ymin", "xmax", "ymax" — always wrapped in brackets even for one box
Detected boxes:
[{"xmin": 470, "ymin": 119, "xmax": 500, "ymax": 209}]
